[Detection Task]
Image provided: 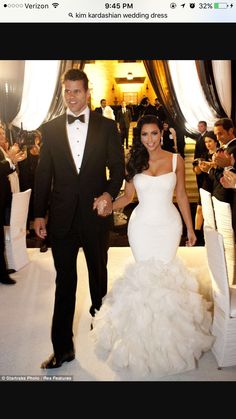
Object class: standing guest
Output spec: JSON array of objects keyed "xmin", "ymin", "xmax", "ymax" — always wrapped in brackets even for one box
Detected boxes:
[
  {"xmin": 211, "ymin": 117, "xmax": 236, "ymax": 203},
  {"xmin": 116, "ymin": 101, "xmax": 132, "ymax": 149},
  {"xmin": 137, "ymin": 97, "xmax": 156, "ymax": 120},
  {"xmin": 95, "ymin": 99, "xmax": 115, "ymax": 120},
  {"xmin": 192, "ymin": 131, "xmax": 219, "ymax": 243},
  {"xmin": 194, "ymin": 121, "xmax": 208, "ymax": 160},
  {"xmin": 18, "ymin": 130, "xmax": 41, "ymax": 235},
  {"xmin": 154, "ymin": 98, "xmax": 166, "ymax": 122},
  {"xmin": 220, "ymin": 149, "xmax": 236, "ymax": 238},
  {"xmin": 0, "ymin": 125, "xmax": 20, "ymax": 194},
  {"xmin": 34, "ymin": 69, "xmax": 125, "ymax": 369},
  {"xmin": 161, "ymin": 120, "xmax": 177, "ymax": 153},
  {"xmin": 193, "ymin": 120, "xmax": 208, "ymax": 201},
  {"xmin": 0, "ymin": 146, "xmax": 26, "ymax": 285}
]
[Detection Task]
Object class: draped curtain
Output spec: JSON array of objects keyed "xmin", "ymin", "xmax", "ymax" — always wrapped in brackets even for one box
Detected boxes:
[
  {"xmin": 195, "ymin": 61, "xmax": 228, "ymax": 118},
  {"xmin": 44, "ymin": 60, "xmax": 85, "ymax": 122},
  {"xmin": 12, "ymin": 60, "xmax": 61, "ymax": 131},
  {"xmin": 144, "ymin": 60, "xmax": 231, "ymax": 136},
  {"xmin": 211, "ymin": 60, "xmax": 232, "ymax": 118},
  {"xmin": 143, "ymin": 60, "xmax": 190, "ymax": 135},
  {"xmin": 168, "ymin": 60, "xmax": 218, "ymax": 133},
  {"xmin": 0, "ymin": 60, "xmax": 25, "ymax": 126}
]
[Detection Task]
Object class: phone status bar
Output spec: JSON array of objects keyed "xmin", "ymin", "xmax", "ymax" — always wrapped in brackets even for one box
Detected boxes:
[{"xmin": 0, "ymin": 1, "xmax": 236, "ymax": 23}]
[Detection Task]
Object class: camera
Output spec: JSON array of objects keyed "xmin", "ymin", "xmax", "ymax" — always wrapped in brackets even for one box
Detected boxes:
[
  {"xmin": 16, "ymin": 130, "xmax": 37, "ymax": 150},
  {"xmin": 192, "ymin": 158, "xmax": 200, "ymax": 167}
]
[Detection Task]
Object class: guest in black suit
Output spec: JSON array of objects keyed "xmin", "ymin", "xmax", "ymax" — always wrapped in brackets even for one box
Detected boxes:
[
  {"xmin": 0, "ymin": 145, "xmax": 26, "ymax": 284},
  {"xmin": 34, "ymin": 69, "xmax": 125, "ymax": 369},
  {"xmin": 117, "ymin": 101, "xmax": 132, "ymax": 149},
  {"xmin": 194, "ymin": 121, "xmax": 208, "ymax": 160},
  {"xmin": 211, "ymin": 118, "xmax": 236, "ymax": 203},
  {"xmin": 154, "ymin": 98, "xmax": 166, "ymax": 122},
  {"xmin": 220, "ymin": 167, "xmax": 236, "ymax": 239}
]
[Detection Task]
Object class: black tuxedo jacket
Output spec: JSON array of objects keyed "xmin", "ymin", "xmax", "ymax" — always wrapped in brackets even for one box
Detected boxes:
[
  {"xmin": 210, "ymin": 139, "xmax": 236, "ymax": 203},
  {"xmin": 94, "ymin": 107, "xmax": 103, "ymax": 114},
  {"xmin": 117, "ymin": 109, "xmax": 132, "ymax": 129},
  {"xmin": 194, "ymin": 132, "xmax": 208, "ymax": 159},
  {"xmin": 34, "ymin": 111, "xmax": 125, "ymax": 238}
]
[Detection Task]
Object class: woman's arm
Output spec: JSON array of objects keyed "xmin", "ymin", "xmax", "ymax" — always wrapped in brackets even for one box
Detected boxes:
[
  {"xmin": 175, "ymin": 155, "xmax": 196, "ymax": 246},
  {"xmin": 170, "ymin": 127, "xmax": 177, "ymax": 151},
  {"xmin": 112, "ymin": 179, "xmax": 136, "ymax": 211}
]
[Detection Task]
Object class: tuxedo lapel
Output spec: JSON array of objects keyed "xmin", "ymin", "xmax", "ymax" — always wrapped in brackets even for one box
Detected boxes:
[{"xmin": 57, "ymin": 114, "xmax": 79, "ymax": 173}]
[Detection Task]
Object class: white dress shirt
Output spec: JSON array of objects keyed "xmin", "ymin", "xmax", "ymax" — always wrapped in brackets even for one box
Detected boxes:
[
  {"xmin": 66, "ymin": 107, "xmax": 89, "ymax": 173},
  {"xmin": 102, "ymin": 106, "xmax": 115, "ymax": 120}
]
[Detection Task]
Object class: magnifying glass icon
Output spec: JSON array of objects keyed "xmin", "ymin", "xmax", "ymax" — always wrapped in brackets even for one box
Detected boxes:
[{"xmin": 68, "ymin": 13, "xmax": 73, "ymax": 17}]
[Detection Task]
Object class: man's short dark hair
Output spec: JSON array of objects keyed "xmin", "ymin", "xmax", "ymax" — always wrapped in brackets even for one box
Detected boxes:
[
  {"xmin": 214, "ymin": 118, "xmax": 234, "ymax": 131},
  {"xmin": 61, "ymin": 69, "xmax": 89, "ymax": 91}
]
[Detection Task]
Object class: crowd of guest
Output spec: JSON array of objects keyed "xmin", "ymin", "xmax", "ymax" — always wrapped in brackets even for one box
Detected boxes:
[{"xmin": 192, "ymin": 117, "xmax": 236, "ymax": 243}]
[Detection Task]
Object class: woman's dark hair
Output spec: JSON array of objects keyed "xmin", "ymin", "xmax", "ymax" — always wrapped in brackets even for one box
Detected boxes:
[
  {"xmin": 126, "ymin": 115, "xmax": 163, "ymax": 181},
  {"xmin": 204, "ymin": 131, "xmax": 219, "ymax": 143},
  {"xmin": 204, "ymin": 130, "xmax": 219, "ymax": 146}
]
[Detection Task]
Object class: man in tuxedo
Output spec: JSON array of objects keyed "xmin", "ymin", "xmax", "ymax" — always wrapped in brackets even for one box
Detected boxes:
[
  {"xmin": 0, "ymin": 143, "xmax": 25, "ymax": 285},
  {"xmin": 94, "ymin": 98, "xmax": 115, "ymax": 120},
  {"xmin": 34, "ymin": 69, "xmax": 125, "ymax": 369},
  {"xmin": 211, "ymin": 117, "xmax": 236, "ymax": 203},
  {"xmin": 154, "ymin": 98, "xmax": 166, "ymax": 122},
  {"xmin": 194, "ymin": 121, "xmax": 208, "ymax": 159},
  {"xmin": 117, "ymin": 101, "xmax": 132, "ymax": 149}
]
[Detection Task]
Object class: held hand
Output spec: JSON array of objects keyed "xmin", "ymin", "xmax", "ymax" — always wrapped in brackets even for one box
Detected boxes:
[
  {"xmin": 34, "ymin": 218, "xmax": 47, "ymax": 239},
  {"xmin": 93, "ymin": 193, "xmax": 113, "ymax": 217},
  {"xmin": 186, "ymin": 230, "xmax": 197, "ymax": 247}
]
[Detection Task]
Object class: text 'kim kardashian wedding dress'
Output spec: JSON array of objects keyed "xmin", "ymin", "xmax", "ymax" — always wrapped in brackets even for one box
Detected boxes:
[{"xmin": 92, "ymin": 154, "xmax": 214, "ymax": 378}]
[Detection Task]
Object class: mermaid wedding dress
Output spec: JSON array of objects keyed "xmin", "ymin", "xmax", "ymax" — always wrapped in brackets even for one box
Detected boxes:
[{"xmin": 92, "ymin": 154, "xmax": 214, "ymax": 377}]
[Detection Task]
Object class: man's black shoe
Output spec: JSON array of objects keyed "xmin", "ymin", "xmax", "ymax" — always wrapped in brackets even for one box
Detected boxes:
[
  {"xmin": 7, "ymin": 269, "xmax": 16, "ymax": 274},
  {"xmin": 89, "ymin": 305, "xmax": 96, "ymax": 317},
  {"xmin": 41, "ymin": 351, "xmax": 75, "ymax": 369},
  {"xmin": 89, "ymin": 304, "xmax": 101, "ymax": 317},
  {"xmin": 0, "ymin": 276, "xmax": 16, "ymax": 285},
  {"xmin": 40, "ymin": 243, "xmax": 48, "ymax": 253}
]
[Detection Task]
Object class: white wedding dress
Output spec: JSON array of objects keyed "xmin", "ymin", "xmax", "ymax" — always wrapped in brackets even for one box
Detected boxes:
[{"xmin": 92, "ymin": 154, "xmax": 214, "ymax": 378}]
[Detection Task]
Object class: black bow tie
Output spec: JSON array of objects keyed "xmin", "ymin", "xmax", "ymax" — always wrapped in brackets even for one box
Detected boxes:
[{"xmin": 67, "ymin": 114, "xmax": 85, "ymax": 124}]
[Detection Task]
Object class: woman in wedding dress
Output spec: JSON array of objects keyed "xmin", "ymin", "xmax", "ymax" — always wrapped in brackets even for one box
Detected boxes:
[{"xmin": 92, "ymin": 115, "xmax": 214, "ymax": 378}]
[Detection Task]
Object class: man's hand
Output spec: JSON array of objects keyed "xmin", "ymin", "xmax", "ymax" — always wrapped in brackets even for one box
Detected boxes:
[
  {"xmin": 93, "ymin": 192, "xmax": 113, "ymax": 217},
  {"xmin": 34, "ymin": 218, "xmax": 47, "ymax": 239},
  {"xmin": 220, "ymin": 170, "xmax": 236, "ymax": 189}
]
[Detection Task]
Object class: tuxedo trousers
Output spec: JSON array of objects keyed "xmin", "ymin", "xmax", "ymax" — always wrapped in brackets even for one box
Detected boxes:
[
  {"xmin": 120, "ymin": 127, "xmax": 130, "ymax": 149},
  {"xmin": 50, "ymin": 207, "xmax": 110, "ymax": 356}
]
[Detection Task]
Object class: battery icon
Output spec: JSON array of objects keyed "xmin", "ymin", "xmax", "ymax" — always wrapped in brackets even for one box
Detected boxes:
[{"xmin": 214, "ymin": 2, "xmax": 228, "ymax": 8}]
